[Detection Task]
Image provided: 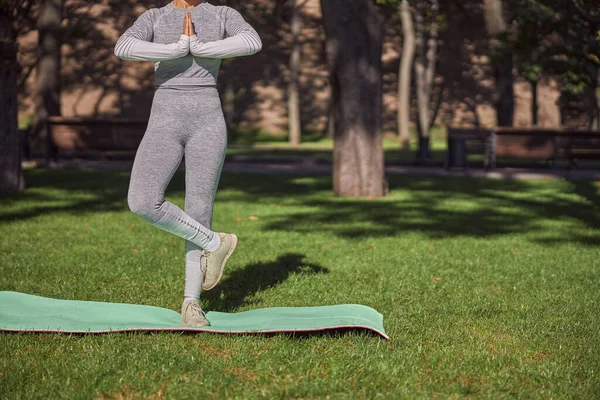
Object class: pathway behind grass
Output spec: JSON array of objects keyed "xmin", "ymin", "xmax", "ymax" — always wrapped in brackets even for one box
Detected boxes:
[{"xmin": 1, "ymin": 169, "xmax": 599, "ymax": 398}]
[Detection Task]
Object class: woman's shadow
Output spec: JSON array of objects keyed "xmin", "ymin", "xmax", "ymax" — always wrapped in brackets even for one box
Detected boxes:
[{"xmin": 202, "ymin": 253, "xmax": 329, "ymax": 312}]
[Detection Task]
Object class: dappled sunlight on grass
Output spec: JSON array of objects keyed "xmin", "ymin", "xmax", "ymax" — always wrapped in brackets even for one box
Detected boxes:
[{"xmin": 1, "ymin": 169, "xmax": 598, "ymax": 398}]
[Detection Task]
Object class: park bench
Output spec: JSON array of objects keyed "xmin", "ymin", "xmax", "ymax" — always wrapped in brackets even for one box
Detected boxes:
[
  {"xmin": 445, "ymin": 127, "xmax": 600, "ymax": 170},
  {"xmin": 48, "ymin": 116, "xmax": 148, "ymax": 154}
]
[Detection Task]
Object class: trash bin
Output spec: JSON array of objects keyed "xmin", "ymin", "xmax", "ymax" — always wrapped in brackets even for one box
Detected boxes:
[
  {"xmin": 416, "ymin": 136, "xmax": 431, "ymax": 162},
  {"xmin": 447, "ymin": 136, "xmax": 467, "ymax": 168}
]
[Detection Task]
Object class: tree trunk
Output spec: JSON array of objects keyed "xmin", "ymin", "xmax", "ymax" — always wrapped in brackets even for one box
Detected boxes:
[
  {"xmin": 414, "ymin": 0, "xmax": 438, "ymax": 161},
  {"xmin": 274, "ymin": 0, "xmax": 288, "ymax": 20},
  {"xmin": 424, "ymin": 0, "xmax": 438, "ymax": 129},
  {"xmin": 288, "ymin": 0, "xmax": 302, "ymax": 147},
  {"xmin": 321, "ymin": 0, "xmax": 385, "ymax": 198},
  {"xmin": 414, "ymin": 1, "xmax": 425, "ymax": 137},
  {"xmin": 483, "ymin": 0, "xmax": 514, "ymax": 127},
  {"xmin": 0, "ymin": 7, "xmax": 25, "ymax": 193},
  {"xmin": 223, "ymin": 79, "xmax": 236, "ymax": 141},
  {"xmin": 32, "ymin": 0, "xmax": 63, "ymax": 165},
  {"xmin": 494, "ymin": 48, "xmax": 514, "ymax": 126},
  {"xmin": 398, "ymin": 0, "xmax": 415, "ymax": 150},
  {"xmin": 531, "ymin": 79, "xmax": 538, "ymax": 126},
  {"xmin": 593, "ymin": 68, "xmax": 600, "ymax": 130},
  {"xmin": 326, "ymin": 96, "xmax": 335, "ymax": 139}
]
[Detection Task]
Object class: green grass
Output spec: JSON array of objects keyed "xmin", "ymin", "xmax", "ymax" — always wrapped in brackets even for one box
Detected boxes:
[
  {"xmin": 225, "ymin": 126, "xmax": 447, "ymax": 161},
  {"xmin": 1, "ymin": 169, "xmax": 600, "ymax": 398},
  {"xmin": 227, "ymin": 126, "xmax": 448, "ymax": 146},
  {"xmin": 101, "ymin": 126, "xmax": 449, "ymax": 163}
]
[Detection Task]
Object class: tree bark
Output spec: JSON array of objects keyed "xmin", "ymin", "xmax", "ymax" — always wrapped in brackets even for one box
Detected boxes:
[
  {"xmin": 288, "ymin": 0, "xmax": 302, "ymax": 147},
  {"xmin": 223, "ymin": 78, "xmax": 236, "ymax": 141},
  {"xmin": 531, "ymin": 79, "xmax": 538, "ymax": 126},
  {"xmin": 414, "ymin": 0, "xmax": 425, "ymax": 136},
  {"xmin": 321, "ymin": 0, "xmax": 385, "ymax": 198},
  {"xmin": 414, "ymin": 0, "xmax": 438, "ymax": 161},
  {"xmin": 483, "ymin": 0, "xmax": 514, "ymax": 127},
  {"xmin": 398, "ymin": 0, "xmax": 415, "ymax": 150},
  {"xmin": 326, "ymin": 96, "xmax": 335, "ymax": 138},
  {"xmin": 593, "ymin": 68, "xmax": 600, "ymax": 130},
  {"xmin": 0, "ymin": 6, "xmax": 25, "ymax": 193},
  {"xmin": 32, "ymin": 0, "xmax": 63, "ymax": 165},
  {"xmin": 494, "ymin": 48, "xmax": 514, "ymax": 126},
  {"xmin": 414, "ymin": 0, "xmax": 438, "ymax": 139}
]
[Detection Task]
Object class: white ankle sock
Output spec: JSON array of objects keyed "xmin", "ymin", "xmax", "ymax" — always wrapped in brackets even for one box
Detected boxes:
[
  {"xmin": 184, "ymin": 245, "xmax": 204, "ymax": 300},
  {"xmin": 184, "ymin": 297, "xmax": 197, "ymax": 303},
  {"xmin": 204, "ymin": 233, "xmax": 220, "ymax": 252}
]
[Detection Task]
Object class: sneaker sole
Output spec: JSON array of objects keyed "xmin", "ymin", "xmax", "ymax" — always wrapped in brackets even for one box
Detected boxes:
[
  {"xmin": 180, "ymin": 317, "xmax": 210, "ymax": 327},
  {"xmin": 202, "ymin": 234, "xmax": 237, "ymax": 291}
]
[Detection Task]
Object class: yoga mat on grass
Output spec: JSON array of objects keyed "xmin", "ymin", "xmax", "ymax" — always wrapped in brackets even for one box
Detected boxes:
[{"xmin": 0, "ymin": 292, "xmax": 389, "ymax": 339}]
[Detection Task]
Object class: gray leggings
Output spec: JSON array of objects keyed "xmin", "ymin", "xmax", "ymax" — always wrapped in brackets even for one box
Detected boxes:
[{"xmin": 127, "ymin": 86, "xmax": 227, "ymax": 299}]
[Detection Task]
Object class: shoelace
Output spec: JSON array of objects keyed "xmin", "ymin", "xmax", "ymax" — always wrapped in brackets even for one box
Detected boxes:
[
  {"xmin": 188, "ymin": 302, "xmax": 207, "ymax": 319},
  {"xmin": 201, "ymin": 251, "xmax": 211, "ymax": 277},
  {"xmin": 202, "ymin": 238, "xmax": 223, "ymax": 270}
]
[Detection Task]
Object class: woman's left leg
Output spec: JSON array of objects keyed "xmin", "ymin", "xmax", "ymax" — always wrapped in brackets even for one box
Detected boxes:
[
  {"xmin": 181, "ymin": 87, "xmax": 228, "ymax": 302},
  {"xmin": 128, "ymin": 88, "xmax": 221, "ymax": 253}
]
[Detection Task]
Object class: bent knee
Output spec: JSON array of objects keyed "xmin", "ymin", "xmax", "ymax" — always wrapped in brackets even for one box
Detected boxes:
[{"xmin": 128, "ymin": 194, "xmax": 161, "ymax": 220}]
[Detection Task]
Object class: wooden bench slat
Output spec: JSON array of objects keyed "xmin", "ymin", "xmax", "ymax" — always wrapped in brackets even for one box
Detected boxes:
[
  {"xmin": 48, "ymin": 117, "xmax": 148, "ymax": 151},
  {"xmin": 446, "ymin": 127, "xmax": 600, "ymax": 169}
]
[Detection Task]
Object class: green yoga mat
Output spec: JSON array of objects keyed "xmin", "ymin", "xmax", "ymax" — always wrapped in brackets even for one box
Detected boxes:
[{"xmin": 0, "ymin": 292, "xmax": 388, "ymax": 339}]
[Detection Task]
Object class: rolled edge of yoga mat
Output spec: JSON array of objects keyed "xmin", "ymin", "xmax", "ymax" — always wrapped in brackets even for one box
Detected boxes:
[{"xmin": 0, "ymin": 291, "xmax": 389, "ymax": 340}]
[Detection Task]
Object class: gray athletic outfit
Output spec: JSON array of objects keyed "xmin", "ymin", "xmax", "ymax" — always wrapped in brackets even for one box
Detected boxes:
[{"xmin": 114, "ymin": 1, "xmax": 262, "ymax": 299}]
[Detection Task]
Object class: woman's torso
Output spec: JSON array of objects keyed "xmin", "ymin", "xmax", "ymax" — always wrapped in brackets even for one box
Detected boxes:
[{"xmin": 148, "ymin": 2, "xmax": 227, "ymax": 88}]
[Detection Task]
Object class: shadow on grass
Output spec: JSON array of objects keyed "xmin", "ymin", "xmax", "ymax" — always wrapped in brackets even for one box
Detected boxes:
[
  {"xmin": 216, "ymin": 173, "xmax": 600, "ymax": 246},
  {"xmin": 3, "ymin": 169, "xmax": 599, "ymax": 247},
  {"xmin": 0, "ymin": 169, "xmax": 131, "ymax": 223},
  {"xmin": 202, "ymin": 253, "xmax": 329, "ymax": 312}
]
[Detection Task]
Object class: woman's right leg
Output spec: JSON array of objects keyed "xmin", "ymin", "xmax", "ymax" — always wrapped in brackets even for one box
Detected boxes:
[
  {"xmin": 127, "ymin": 89, "xmax": 220, "ymax": 252},
  {"xmin": 182, "ymin": 90, "xmax": 228, "ymax": 301}
]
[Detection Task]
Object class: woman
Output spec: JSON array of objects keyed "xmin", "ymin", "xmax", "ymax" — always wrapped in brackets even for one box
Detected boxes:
[{"xmin": 114, "ymin": 0, "xmax": 262, "ymax": 327}]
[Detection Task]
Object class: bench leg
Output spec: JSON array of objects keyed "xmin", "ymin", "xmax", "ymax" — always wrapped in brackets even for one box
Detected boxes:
[{"xmin": 484, "ymin": 132, "xmax": 496, "ymax": 171}]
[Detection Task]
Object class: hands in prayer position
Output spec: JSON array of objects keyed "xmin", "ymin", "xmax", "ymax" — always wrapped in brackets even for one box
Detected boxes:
[
  {"xmin": 183, "ymin": 12, "xmax": 195, "ymax": 37},
  {"xmin": 114, "ymin": 6, "xmax": 262, "ymax": 62}
]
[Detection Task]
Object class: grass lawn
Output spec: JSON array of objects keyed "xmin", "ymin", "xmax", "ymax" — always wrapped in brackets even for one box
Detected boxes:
[
  {"xmin": 1, "ymin": 169, "xmax": 599, "ymax": 398},
  {"xmin": 225, "ymin": 127, "xmax": 448, "ymax": 163},
  {"xmin": 98, "ymin": 126, "xmax": 449, "ymax": 163}
]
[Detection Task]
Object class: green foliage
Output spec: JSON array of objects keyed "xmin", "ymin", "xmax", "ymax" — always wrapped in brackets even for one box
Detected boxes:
[
  {"xmin": 17, "ymin": 114, "xmax": 33, "ymax": 129},
  {"xmin": 560, "ymin": 69, "xmax": 593, "ymax": 97},
  {"xmin": 522, "ymin": 63, "xmax": 543, "ymax": 83},
  {"xmin": 64, "ymin": 21, "xmax": 90, "ymax": 40},
  {"xmin": 511, "ymin": 0, "xmax": 600, "ymax": 98}
]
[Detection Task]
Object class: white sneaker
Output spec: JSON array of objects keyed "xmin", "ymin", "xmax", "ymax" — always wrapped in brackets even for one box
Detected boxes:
[
  {"xmin": 202, "ymin": 233, "xmax": 237, "ymax": 291},
  {"xmin": 180, "ymin": 299, "xmax": 209, "ymax": 327}
]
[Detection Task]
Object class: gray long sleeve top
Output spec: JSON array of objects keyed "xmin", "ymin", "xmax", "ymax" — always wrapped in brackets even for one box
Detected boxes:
[{"xmin": 114, "ymin": 2, "xmax": 262, "ymax": 88}]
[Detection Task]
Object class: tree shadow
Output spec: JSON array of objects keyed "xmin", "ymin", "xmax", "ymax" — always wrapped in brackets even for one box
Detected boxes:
[
  {"xmin": 215, "ymin": 173, "xmax": 600, "ymax": 247},
  {"xmin": 436, "ymin": 0, "xmax": 495, "ymax": 128},
  {"xmin": 0, "ymin": 169, "xmax": 130, "ymax": 223},
  {"xmin": 571, "ymin": 181, "xmax": 600, "ymax": 210},
  {"xmin": 3, "ymin": 170, "xmax": 599, "ymax": 248},
  {"xmin": 202, "ymin": 253, "xmax": 329, "ymax": 312},
  {"xmin": 23, "ymin": 0, "xmax": 280, "ymax": 130}
]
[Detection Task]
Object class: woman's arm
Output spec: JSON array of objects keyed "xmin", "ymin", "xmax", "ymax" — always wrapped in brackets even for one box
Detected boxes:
[
  {"xmin": 189, "ymin": 7, "xmax": 262, "ymax": 59},
  {"xmin": 114, "ymin": 10, "xmax": 190, "ymax": 62}
]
